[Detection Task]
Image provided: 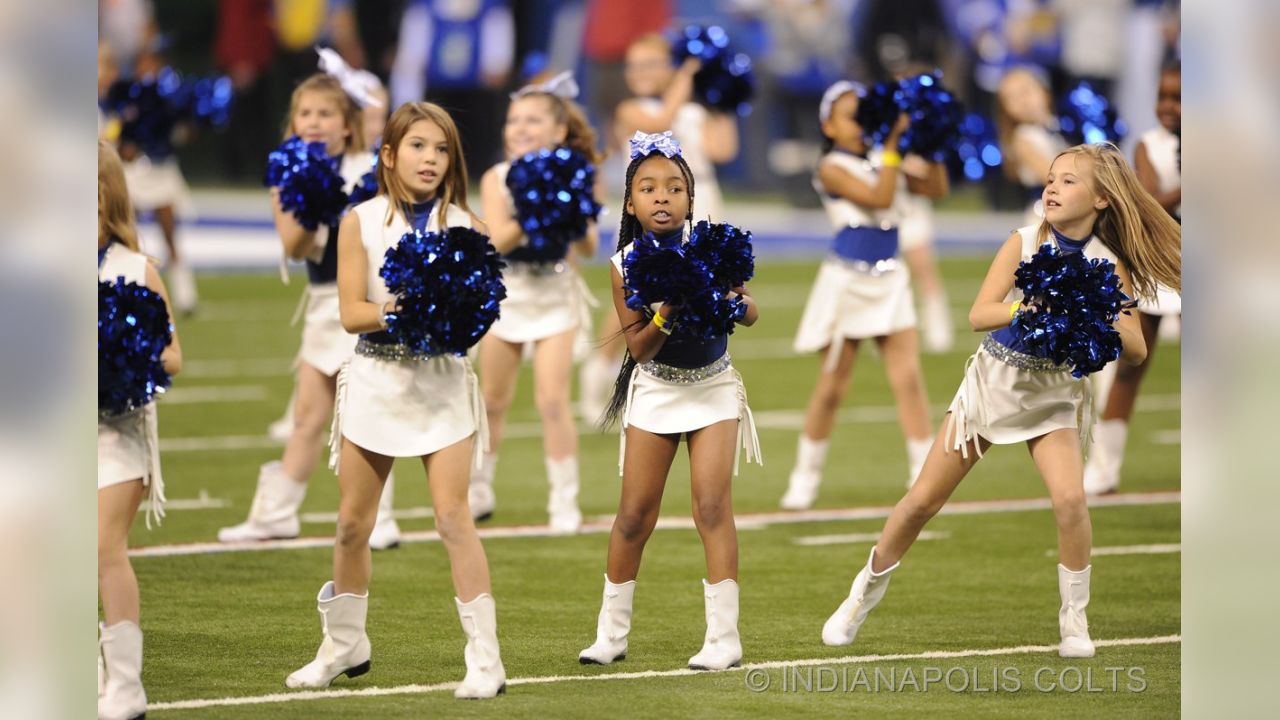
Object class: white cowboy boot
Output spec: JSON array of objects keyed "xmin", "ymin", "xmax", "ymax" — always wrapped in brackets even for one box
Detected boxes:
[
  {"xmin": 368, "ymin": 471, "xmax": 402, "ymax": 551},
  {"xmin": 167, "ymin": 260, "xmax": 198, "ymax": 315},
  {"xmin": 921, "ymin": 291, "xmax": 954, "ymax": 353},
  {"xmin": 1058, "ymin": 564, "xmax": 1096, "ymax": 658},
  {"xmin": 688, "ymin": 579, "xmax": 742, "ymax": 670},
  {"xmin": 454, "ymin": 594, "xmax": 507, "ymax": 699},
  {"xmin": 578, "ymin": 353, "xmax": 618, "ymax": 423},
  {"xmin": 579, "ymin": 574, "xmax": 636, "ymax": 665},
  {"xmin": 468, "ymin": 453, "xmax": 498, "ymax": 522},
  {"xmin": 906, "ymin": 437, "xmax": 933, "ymax": 488},
  {"xmin": 822, "ymin": 546, "xmax": 899, "ymax": 646},
  {"xmin": 1083, "ymin": 419, "xmax": 1127, "ymax": 495},
  {"xmin": 780, "ymin": 435, "xmax": 828, "ymax": 510},
  {"xmin": 98, "ymin": 621, "xmax": 146, "ymax": 720},
  {"xmin": 546, "ymin": 456, "xmax": 583, "ymax": 534},
  {"xmin": 218, "ymin": 461, "xmax": 306, "ymax": 542},
  {"xmin": 285, "ymin": 581, "xmax": 371, "ymax": 688}
]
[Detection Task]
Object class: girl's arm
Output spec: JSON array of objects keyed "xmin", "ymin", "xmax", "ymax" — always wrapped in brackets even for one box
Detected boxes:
[
  {"xmin": 1111, "ymin": 261, "xmax": 1148, "ymax": 366},
  {"xmin": 703, "ymin": 111, "xmax": 739, "ymax": 164},
  {"xmin": 143, "ymin": 261, "xmax": 182, "ymax": 376},
  {"xmin": 967, "ymin": 232, "xmax": 1024, "ymax": 332},
  {"xmin": 614, "ymin": 58, "xmax": 699, "ymax": 136},
  {"xmin": 819, "ymin": 115, "xmax": 908, "ymax": 209},
  {"xmin": 336, "ymin": 211, "xmax": 389, "ymax": 334},
  {"xmin": 479, "ymin": 167, "xmax": 525, "ymax": 254},
  {"xmin": 611, "ymin": 264, "xmax": 680, "ymax": 364},
  {"xmin": 729, "ymin": 285, "xmax": 759, "ymax": 326},
  {"xmin": 1011, "ymin": 130, "xmax": 1053, "ymax": 186},
  {"xmin": 271, "ymin": 188, "xmax": 321, "ymax": 260},
  {"xmin": 904, "ymin": 155, "xmax": 950, "ymax": 199},
  {"xmin": 1134, "ymin": 140, "xmax": 1181, "ymax": 213}
]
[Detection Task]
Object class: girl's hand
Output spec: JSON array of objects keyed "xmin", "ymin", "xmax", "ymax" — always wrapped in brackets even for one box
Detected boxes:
[
  {"xmin": 888, "ymin": 113, "xmax": 910, "ymax": 142},
  {"xmin": 678, "ymin": 57, "xmax": 702, "ymax": 76},
  {"xmin": 658, "ymin": 301, "xmax": 682, "ymax": 320}
]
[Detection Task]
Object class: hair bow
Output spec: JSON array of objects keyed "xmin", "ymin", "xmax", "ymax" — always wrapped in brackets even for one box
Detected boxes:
[
  {"xmin": 316, "ymin": 46, "xmax": 384, "ymax": 108},
  {"xmin": 511, "ymin": 70, "xmax": 580, "ymax": 100},
  {"xmin": 819, "ymin": 80, "xmax": 866, "ymax": 123},
  {"xmin": 629, "ymin": 131, "xmax": 683, "ymax": 160}
]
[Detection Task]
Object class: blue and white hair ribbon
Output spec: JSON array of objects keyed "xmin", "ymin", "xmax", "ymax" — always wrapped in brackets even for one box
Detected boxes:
[
  {"xmin": 629, "ymin": 131, "xmax": 683, "ymax": 160},
  {"xmin": 511, "ymin": 70, "xmax": 580, "ymax": 100},
  {"xmin": 819, "ymin": 80, "xmax": 866, "ymax": 123},
  {"xmin": 316, "ymin": 46, "xmax": 384, "ymax": 108}
]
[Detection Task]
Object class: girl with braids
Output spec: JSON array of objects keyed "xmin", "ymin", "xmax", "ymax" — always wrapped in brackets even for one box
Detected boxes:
[
  {"xmin": 578, "ymin": 131, "xmax": 761, "ymax": 672},
  {"xmin": 819, "ymin": 143, "xmax": 1180, "ymax": 659},
  {"xmin": 468, "ymin": 71, "xmax": 602, "ymax": 532}
]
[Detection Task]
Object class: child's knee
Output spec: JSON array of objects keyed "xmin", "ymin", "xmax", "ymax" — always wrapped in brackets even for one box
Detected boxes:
[
  {"xmin": 614, "ymin": 508, "xmax": 655, "ymax": 544},
  {"xmin": 434, "ymin": 503, "xmax": 475, "ymax": 545},
  {"xmin": 693, "ymin": 495, "xmax": 729, "ymax": 530},
  {"xmin": 335, "ymin": 513, "xmax": 374, "ymax": 550}
]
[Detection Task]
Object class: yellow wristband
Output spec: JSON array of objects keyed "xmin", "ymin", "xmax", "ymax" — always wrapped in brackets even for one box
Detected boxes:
[
  {"xmin": 881, "ymin": 150, "xmax": 902, "ymax": 168},
  {"xmin": 653, "ymin": 311, "xmax": 672, "ymax": 335},
  {"xmin": 1010, "ymin": 301, "xmax": 1022, "ymax": 319}
]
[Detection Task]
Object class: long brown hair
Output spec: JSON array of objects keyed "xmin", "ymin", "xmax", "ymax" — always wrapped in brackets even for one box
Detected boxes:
[
  {"xmin": 98, "ymin": 139, "xmax": 138, "ymax": 251},
  {"xmin": 1039, "ymin": 143, "xmax": 1181, "ymax": 300},
  {"xmin": 514, "ymin": 91, "xmax": 604, "ymax": 165},
  {"xmin": 995, "ymin": 67, "xmax": 1051, "ymax": 182},
  {"xmin": 377, "ymin": 102, "xmax": 471, "ymax": 226},
  {"xmin": 283, "ymin": 73, "xmax": 364, "ymax": 156}
]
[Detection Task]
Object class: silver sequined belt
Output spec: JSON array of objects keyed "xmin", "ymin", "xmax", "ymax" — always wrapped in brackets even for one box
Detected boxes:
[
  {"xmin": 639, "ymin": 353, "xmax": 733, "ymax": 384},
  {"xmin": 355, "ymin": 337, "xmax": 438, "ymax": 361},
  {"xmin": 505, "ymin": 260, "xmax": 568, "ymax": 277},
  {"xmin": 980, "ymin": 335, "xmax": 1069, "ymax": 373},
  {"xmin": 828, "ymin": 253, "xmax": 900, "ymax": 277}
]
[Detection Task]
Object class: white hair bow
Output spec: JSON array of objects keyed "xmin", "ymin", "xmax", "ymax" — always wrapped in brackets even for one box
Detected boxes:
[
  {"xmin": 629, "ymin": 131, "xmax": 682, "ymax": 160},
  {"xmin": 316, "ymin": 46, "xmax": 384, "ymax": 108},
  {"xmin": 818, "ymin": 80, "xmax": 865, "ymax": 123},
  {"xmin": 510, "ymin": 70, "xmax": 579, "ymax": 100}
]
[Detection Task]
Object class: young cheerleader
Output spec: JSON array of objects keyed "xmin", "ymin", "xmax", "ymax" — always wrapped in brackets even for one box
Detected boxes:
[
  {"xmin": 578, "ymin": 132, "xmax": 761, "ymax": 671},
  {"xmin": 98, "ymin": 139, "xmax": 183, "ymax": 720},
  {"xmin": 1084, "ymin": 60, "xmax": 1181, "ymax": 495},
  {"xmin": 287, "ymin": 102, "xmax": 506, "ymax": 698},
  {"xmin": 467, "ymin": 71, "xmax": 601, "ymax": 531},
  {"xmin": 579, "ymin": 32, "xmax": 742, "ymax": 421},
  {"xmin": 820, "ymin": 143, "xmax": 1180, "ymax": 658},
  {"xmin": 218, "ymin": 72, "xmax": 400, "ymax": 548},
  {"xmin": 779, "ymin": 81, "xmax": 948, "ymax": 510},
  {"xmin": 996, "ymin": 66, "xmax": 1068, "ymax": 224}
]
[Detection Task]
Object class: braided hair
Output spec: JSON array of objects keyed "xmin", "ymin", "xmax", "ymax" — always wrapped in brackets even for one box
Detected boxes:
[{"xmin": 599, "ymin": 150, "xmax": 698, "ymax": 428}]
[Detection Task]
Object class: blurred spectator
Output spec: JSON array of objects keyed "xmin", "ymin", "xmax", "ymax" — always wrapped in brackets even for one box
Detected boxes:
[
  {"xmin": 99, "ymin": 0, "xmax": 156, "ymax": 77},
  {"xmin": 214, "ymin": 0, "xmax": 276, "ymax": 181},
  {"xmin": 580, "ymin": 0, "xmax": 672, "ymax": 154},
  {"xmin": 391, "ymin": 0, "xmax": 515, "ymax": 180},
  {"xmin": 1052, "ymin": 0, "xmax": 1131, "ymax": 97},
  {"xmin": 353, "ymin": 0, "xmax": 408, "ymax": 84},
  {"xmin": 853, "ymin": 0, "xmax": 951, "ymax": 81}
]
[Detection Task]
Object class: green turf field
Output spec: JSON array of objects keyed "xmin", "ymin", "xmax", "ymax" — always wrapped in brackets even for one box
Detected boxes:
[{"xmin": 125, "ymin": 256, "xmax": 1181, "ymax": 717}]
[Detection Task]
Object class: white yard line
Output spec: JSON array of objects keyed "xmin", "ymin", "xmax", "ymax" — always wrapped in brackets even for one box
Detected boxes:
[
  {"xmin": 141, "ymin": 491, "xmax": 229, "ymax": 512},
  {"xmin": 1150, "ymin": 430, "xmax": 1181, "ymax": 445},
  {"xmin": 129, "ymin": 490, "xmax": 1180, "ymax": 558},
  {"xmin": 794, "ymin": 530, "xmax": 950, "ymax": 547},
  {"xmin": 160, "ymin": 385, "xmax": 268, "ymax": 404},
  {"xmin": 1045, "ymin": 543, "xmax": 1181, "ymax": 557},
  {"xmin": 147, "ymin": 634, "xmax": 1181, "ymax": 712},
  {"xmin": 300, "ymin": 507, "xmax": 435, "ymax": 524}
]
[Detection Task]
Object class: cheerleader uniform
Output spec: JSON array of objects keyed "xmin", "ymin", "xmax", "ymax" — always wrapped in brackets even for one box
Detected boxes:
[
  {"xmin": 294, "ymin": 151, "xmax": 375, "ymax": 377},
  {"xmin": 1135, "ymin": 125, "xmax": 1181, "ymax": 316},
  {"xmin": 793, "ymin": 149, "xmax": 916, "ymax": 369},
  {"xmin": 945, "ymin": 224, "xmax": 1118, "ymax": 456},
  {"xmin": 636, "ymin": 99, "xmax": 725, "ymax": 221},
  {"xmin": 98, "ymin": 241, "xmax": 165, "ymax": 527},
  {"xmin": 1014, "ymin": 123, "xmax": 1068, "ymax": 224},
  {"xmin": 610, "ymin": 230, "xmax": 761, "ymax": 474},
  {"xmin": 330, "ymin": 195, "xmax": 488, "ymax": 467},
  {"xmin": 485, "ymin": 161, "xmax": 594, "ymax": 345}
]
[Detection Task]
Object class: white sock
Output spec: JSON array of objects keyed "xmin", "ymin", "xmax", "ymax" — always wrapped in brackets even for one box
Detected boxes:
[
  {"xmin": 1095, "ymin": 419, "xmax": 1129, "ymax": 473},
  {"xmin": 475, "ymin": 452, "xmax": 498, "ymax": 485},
  {"xmin": 796, "ymin": 436, "xmax": 830, "ymax": 475}
]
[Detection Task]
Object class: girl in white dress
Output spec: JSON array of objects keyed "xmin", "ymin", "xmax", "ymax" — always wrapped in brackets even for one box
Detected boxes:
[
  {"xmin": 996, "ymin": 67, "xmax": 1068, "ymax": 224},
  {"xmin": 286, "ymin": 102, "xmax": 506, "ymax": 699},
  {"xmin": 819, "ymin": 143, "xmax": 1180, "ymax": 659},
  {"xmin": 578, "ymin": 132, "xmax": 761, "ymax": 672},
  {"xmin": 468, "ymin": 72, "xmax": 602, "ymax": 531},
  {"xmin": 779, "ymin": 81, "xmax": 948, "ymax": 510},
  {"xmin": 98, "ymin": 139, "xmax": 183, "ymax": 720}
]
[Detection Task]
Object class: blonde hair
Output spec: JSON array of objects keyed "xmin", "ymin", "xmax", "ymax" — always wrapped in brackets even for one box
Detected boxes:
[
  {"xmin": 629, "ymin": 33, "xmax": 672, "ymax": 55},
  {"xmin": 1038, "ymin": 143, "xmax": 1182, "ymax": 301},
  {"xmin": 99, "ymin": 139, "xmax": 138, "ymax": 251},
  {"xmin": 995, "ymin": 67, "xmax": 1050, "ymax": 182},
  {"xmin": 511, "ymin": 92, "xmax": 604, "ymax": 165},
  {"xmin": 377, "ymin": 102, "xmax": 471, "ymax": 225},
  {"xmin": 283, "ymin": 74, "xmax": 364, "ymax": 156}
]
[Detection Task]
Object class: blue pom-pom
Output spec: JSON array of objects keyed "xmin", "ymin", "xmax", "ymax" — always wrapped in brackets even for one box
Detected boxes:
[
  {"xmin": 505, "ymin": 147, "xmax": 602, "ymax": 261},
  {"xmin": 896, "ymin": 72, "xmax": 965, "ymax": 162},
  {"xmin": 101, "ymin": 67, "xmax": 234, "ymax": 159},
  {"xmin": 347, "ymin": 155, "xmax": 380, "ymax": 206},
  {"xmin": 99, "ymin": 279, "xmax": 173, "ymax": 416},
  {"xmin": 951, "ymin": 112, "xmax": 1001, "ymax": 182},
  {"xmin": 853, "ymin": 81, "xmax": 904, "ymax": 148},
  {"xmin": 621, "ymin": 222, "xmax": 756, "ymax": 339},
  {"xmin": 264, "ymin": 136, "xmax": 350, "ymax": 231},
  {"xmin": 379, "ymin": 227, "xmax": 507, "ymax": 356},
  {"xmin": 1057, "ymin": 81, "xmax": 1127, "ymax": 146},
  {"xmin": 1010, "ymin": 243, "xmax": 1132, "ymax": 378},
  {"xmin": 670, "ymin": 25, "xmax": 755, "ymax": 116}
]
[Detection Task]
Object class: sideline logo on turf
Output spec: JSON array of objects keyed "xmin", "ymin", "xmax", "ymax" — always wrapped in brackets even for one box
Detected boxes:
[{"xmin": 743, "ymin": 666, "xmax": 1148, "ymax": 693}]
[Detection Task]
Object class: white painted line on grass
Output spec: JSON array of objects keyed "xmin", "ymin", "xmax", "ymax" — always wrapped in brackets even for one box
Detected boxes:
[
  {"xmin": 181, "ymin": 358, "xmax": 294, "ymax": 379},
  {"xmin": 1150, "ymin": 430, "xmax": 1181, "ymax": 445},
  {"xmin": 301, "ymin": 507, "xmax": 435, "ymax": 524},
  {"xmin": 147, "ymin": 634, "xmax": 1181, "ymax": 712},
  {"xmin": 129, "ymin": 490, "xmax": 1180, "ymax": 559},
  {"xmin": 142, "ymin": 491, "xmax": 229, "ymax": 512},
  {"xmin": 160, "ymin": 385, "xmax": 268, "ymax": 404},
  {"xmin": 794, "ymin": 530, "xmax": 950, "ymax": 547},
  {"xmin": 1045, "ymin": 543, "xmax": 1181, "ymax": 558}
]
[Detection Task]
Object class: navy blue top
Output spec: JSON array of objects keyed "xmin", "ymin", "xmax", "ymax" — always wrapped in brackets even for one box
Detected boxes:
[
  {"xmin": 637, "ymin": 229, "xmax": 730, "ymax": 368},
  {"xmin": 990, "ymin": 225, "xmax": 1092, "ymax": 351},
  {"xmin": 306, "ymin": 226, "xmax": 341, "ymax": 284},
  {"xmin": 407, "ymin": 199, "xmax": 437, "ymax": 233}
]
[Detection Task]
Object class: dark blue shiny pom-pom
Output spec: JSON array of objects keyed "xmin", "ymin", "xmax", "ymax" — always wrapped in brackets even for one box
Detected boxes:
[
  {"xmin": 379, "ymin": 226, "xmax": 507, "ymax": 356},
  {"xmin": 264, "ymin": 136, "xmax": 350, "ymax": 231},
  {"xmin": 506, "ymin": 147, "xmax": 602, "ymax": 261},
  {"xmin": 854, "ymin": 81, "xmax": 904, "ymax": 148},
  {"xmin": 101, "ymin": 67, "xmax": 234, "ymax": 159},
  {"xmin": 99, "ymin": 279, "xmax": 173, "ymax": 416},
  {"xmin": 1057, "ymin": 81, "xmax": 1127, "ymax": 146},
  {"xmin": 670, "ymin": 25, "xmax": 755, "ymax": 116},
  {"xmin": 896, "ymin": 73, "xmax": 965, "ymax": 162},
  {"xmin": 347, "ymin": 155, "xmax": 380, "ymax": 207}
]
